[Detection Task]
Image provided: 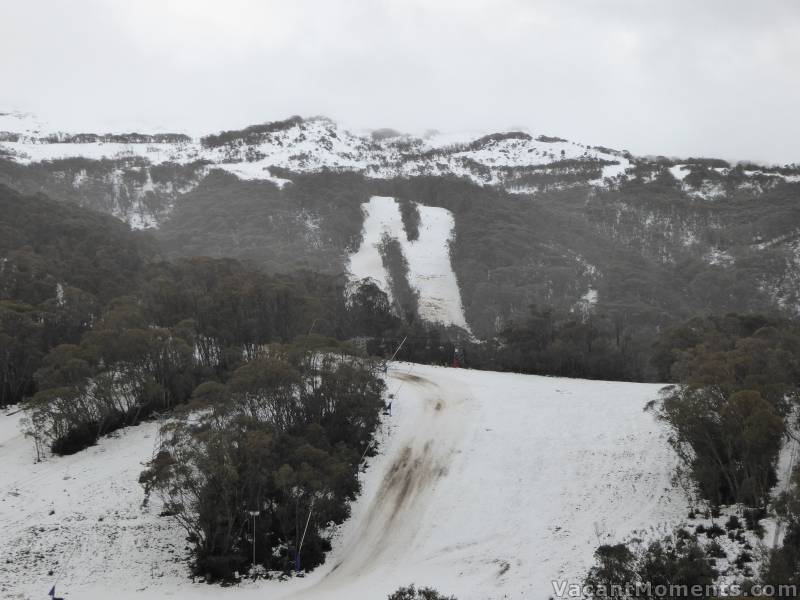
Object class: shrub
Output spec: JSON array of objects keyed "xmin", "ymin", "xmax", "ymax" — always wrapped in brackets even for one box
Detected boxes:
[
  {"xmin": 743, "ymin": 507, "xmax": 766, "ymax": 533},
  {"xmin": 584, "ymin": 544, "xmax": 636, "ymax": 593},
  {"xmin": 585, "ymin": 536, "xmax": 714, "ymax": 597},
  {"xmin": 706, "ymin": 540, "xmax": 726, "ymax": 558},
  {"xmin": 388, "ymin": 585, "xmax": 457, "ymax": 600},
  {"xmin": 706, "ymin": 523, "xmax": 725, "ymax": 538},
  {"xmin": 725, "ymin": 515, "xmax": 741, "ymax": 531},
  {"xmin": 657, "ymin": 386, "xmax": 784, "ymax": 506},
  {"xmin": 735, "ymin": 550, "xmax": 753, "ymax": 569}
]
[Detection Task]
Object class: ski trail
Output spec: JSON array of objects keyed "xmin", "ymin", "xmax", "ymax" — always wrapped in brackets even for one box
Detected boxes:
[
  {"xmin": 345, "ymin": 196, "xmax": 470, "ymax": 329},
  {"xmin": 285, "ymin": 368, "xmax": 478, "ymax": 598}
]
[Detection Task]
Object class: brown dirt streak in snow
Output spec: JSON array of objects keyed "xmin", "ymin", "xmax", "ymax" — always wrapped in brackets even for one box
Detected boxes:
[
  {"xmin": 299, "ymin": 371, "xmax": 474, "ymax": 595},
  {"xmin": 393, "ymin": 372, "xmax": 429, "ymax": 385},
  {"xmin": 327, "ymin": 405, "xmax": 448, "ymax": 578}
]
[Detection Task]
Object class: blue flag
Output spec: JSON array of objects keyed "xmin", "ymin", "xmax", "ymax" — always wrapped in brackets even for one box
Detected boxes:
[{"xmin": 48, "ymin": 585, "xmax": 55, "ymax": 598}]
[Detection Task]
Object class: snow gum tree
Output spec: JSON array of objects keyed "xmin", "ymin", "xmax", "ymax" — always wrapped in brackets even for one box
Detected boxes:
[
  {"xmin": 140, "ymin": 344, "xmax": 385, "ymax": 581},
  {"xmin": 652, "ymin": 318, "xmax": 800, "ymax": 507}
]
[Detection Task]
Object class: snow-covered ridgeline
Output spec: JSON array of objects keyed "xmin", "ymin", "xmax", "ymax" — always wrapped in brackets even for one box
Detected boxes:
[
  {"xmin": 346, "ymin": 196, "xmax": 470, "ymax": 330},
  {"xmin": 669, "ymin": 163, "xmax": 800, "ymax": 198},
  {"xmin": 0, "ymin": 111, "xmax": 631, "ymax": 191}
]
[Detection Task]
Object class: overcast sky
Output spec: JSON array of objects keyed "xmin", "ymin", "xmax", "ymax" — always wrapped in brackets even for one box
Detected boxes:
[{"xmin": 2, "ymin": 0, "xmax": 798, "ymax": 163}]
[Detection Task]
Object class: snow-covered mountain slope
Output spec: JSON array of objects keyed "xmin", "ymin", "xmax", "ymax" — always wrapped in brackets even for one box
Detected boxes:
[
  {"xmin": 347, "ymin": 196, "xmax": 470, "ymax": 329},
  {"xmin": 0, "ymin": 110, "xmax": 631, "ymax": 204},
  {"xmin": 0, "ymin": 364, "xmax": 688, "ymax": 600}
]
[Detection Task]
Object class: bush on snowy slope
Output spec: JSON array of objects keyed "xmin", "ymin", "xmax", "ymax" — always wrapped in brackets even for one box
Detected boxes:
[
  {"xmin": 3, "ymin": 182, "xmax": 458, "ymax": 450},
  {"xmin": 25, "ymin": 317, "xmax": 197, "ymax": 455},
  {"xmin": 387, "ymin": 585, "xmax": 457, "ymax": 600},
  {"xmin": 651, "ymin": 314, "xmax": 800, "ymax": 507},
  {"xmin": 140, "ymin": 346, "xmax": 385, "ymax": 581},
  {"xmin": 657, "ymin": 385, "xmax": 783, "ymax": 507},
  {"xmin": 585, "ymin": 537, "xmax": 715, "ymax": 598}
]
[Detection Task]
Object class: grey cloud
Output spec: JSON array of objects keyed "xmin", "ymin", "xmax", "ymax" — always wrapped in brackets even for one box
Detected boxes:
[{"xmin": 1, "ymin": 0, "xmax": 798, "ymax": 163}]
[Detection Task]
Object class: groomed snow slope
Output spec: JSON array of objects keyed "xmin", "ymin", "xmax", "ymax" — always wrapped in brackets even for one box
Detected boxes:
[
  {"xmin": 0, "ymin": 365, "xmax": 686, "ymax": 600},
  {"xmin": 347, "ymin": 196, "xmax": 470, "ymax": 329}
]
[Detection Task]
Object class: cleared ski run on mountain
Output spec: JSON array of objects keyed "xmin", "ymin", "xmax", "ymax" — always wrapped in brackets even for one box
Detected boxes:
[{"xmin": 346, "ymin": 196, "xmax": 471, "ymax": 329}]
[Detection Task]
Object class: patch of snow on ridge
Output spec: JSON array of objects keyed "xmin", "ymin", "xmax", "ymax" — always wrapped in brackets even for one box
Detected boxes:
[
  {"xmin": 669, "ymin": 164, "xmax": 690, "ymax": 181},
  {"xmin": 573, "ymin": 287, "xmax": 599, "ymax": 317},
  {"xmin": 599, "ymin": 156, "xmax": 631, "ymax": 181},
  {"xmin": 214, "ymin": 162, "xmax": 292, "ymax": 187},
  {"xmin": 0, "ymin": 139, "xmax": 191, "ymax": 165},
  {"xmin": 706, "ymin": 247, "xmax": 734, "ymax": 266},
  {"xmin": 581, "ymin": 287, "xmax": 598, "ymax": 306},
  {"xmin": 347, "ymin": 196, "xmax": 470, "ymax": 329}
]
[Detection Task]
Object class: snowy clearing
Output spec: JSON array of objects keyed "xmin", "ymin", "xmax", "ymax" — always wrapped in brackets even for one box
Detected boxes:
[
  {"xmin": 669, "ymin": 164, "xmax": 691, "ymax": 182},
  {"xmin": 0, "ymin": 364, "xmax": 688, "ymax": 600}
]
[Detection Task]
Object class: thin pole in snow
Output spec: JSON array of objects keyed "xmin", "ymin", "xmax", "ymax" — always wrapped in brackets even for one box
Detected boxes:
[
  {"xmin": 359, "ymin": 438, "xmax": 375, "ymax": 466},
  {"xmin": 388, "ymin": 336, "xmax": 408, "ymax": 363},
  {"xmin": 296, "ymin": 497, "xmax": 316, "ymax": 572},
  {"xmin": 248, "ymin": 510, "xmax": 260, "ymax": 569},
  {"xmin": 390, "ymin": 362, "xmax": 416, "ymax": 399}
]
